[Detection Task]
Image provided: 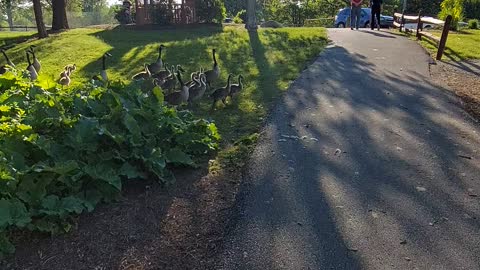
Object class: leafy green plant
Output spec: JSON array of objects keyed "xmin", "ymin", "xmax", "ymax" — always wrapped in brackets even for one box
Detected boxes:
[
  {"xmin": 233, "ymin": 10, "xmax": 247, "ymax": 24},
  {"xmin": 468, "ymin": 18, "xmax": 479, "ymax": 28},
  {"xmin": 195, "ymin": 0, "xmax": 226, "ymax": 24},
  {"xmin": 439, "ymin": 0, "xmax": 465, "ymax": 30},
  {"xmin": 0, "ymin": 70, "xmax": 219, "ymax": 256}
]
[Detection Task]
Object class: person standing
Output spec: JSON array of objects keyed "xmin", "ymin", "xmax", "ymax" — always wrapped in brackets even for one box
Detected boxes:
[
  {"xmin": 350, "ymin": 0, "xmax": 363, "ymax": 30},
  {"xmin": 370, "ymin": 0, "xmax": 382, "ymax": 30}
]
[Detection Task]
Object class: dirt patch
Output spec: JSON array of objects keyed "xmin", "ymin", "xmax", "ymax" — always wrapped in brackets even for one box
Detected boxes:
[
  {"xmin": 430, "ymin": 60, "xmax": 480, "ymax": 121},
  {"xmin": 2, "ymin": 158, "xmax": 244, "ymax": 270}
]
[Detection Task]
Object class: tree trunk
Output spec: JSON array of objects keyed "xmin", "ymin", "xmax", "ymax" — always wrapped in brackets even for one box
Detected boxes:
[
  {"xmin": 246, "ymin": 0, "xmax": 257, "ymax": 30},
  {"xmin": 32, "ymin": 0, "xmax": 48, "ymax": 38},
  {"xmin": 6, "ymin": 0, "xmax": 14, "ymax": 31},
  {"xmin": 51, "ymin": 0, "xmax": 69, "ymax": 31}
]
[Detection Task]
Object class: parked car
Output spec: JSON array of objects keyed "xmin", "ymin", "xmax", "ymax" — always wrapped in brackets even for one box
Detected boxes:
[{"xmin": 334, "ymin": 7, "xmax": 394, "ymax": 28}]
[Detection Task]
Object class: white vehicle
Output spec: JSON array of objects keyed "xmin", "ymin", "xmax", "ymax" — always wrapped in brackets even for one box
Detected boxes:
[{"xmin": 403, "ymin": 16, "xmax": 436, "ymax": 30}]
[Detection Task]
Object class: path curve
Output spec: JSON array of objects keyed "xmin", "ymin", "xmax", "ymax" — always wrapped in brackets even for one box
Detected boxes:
[{"xmin": 218, "ymin": 29, "xmax": 480, "ymax": 269}]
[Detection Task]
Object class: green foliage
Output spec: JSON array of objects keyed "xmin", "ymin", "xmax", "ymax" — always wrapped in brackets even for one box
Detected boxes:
[
  {"xmin": 464, "ymin": 0, "xmax": 480, "ymax": 19},
  {"xmin": 195, "ymin": 0, "xmax": 227, "ymax": 23},
  {"xmin": 0, "ymin": 70, "xmax": 219, "ymax": 256},
  {"xmin": 233, "ymin": 10, "xmax": 247, "ymax": 24},
  {"xmin": 149, "ymin": 1, "xmax": 174, "ymax": 25},
  {"xmin": 439, "ymin": 0, "xmax": 465, "ymax": 30},
  {"xmin": 468, "ymin": 18, "xmax": 479, "ymax": 28},
  {"xmin": 224, "ymin": 0, "xmax": 246, "ymax": 16},
  {"xmin": 304, "ymin": 18, "xmax": 335, "ymax": 27}
]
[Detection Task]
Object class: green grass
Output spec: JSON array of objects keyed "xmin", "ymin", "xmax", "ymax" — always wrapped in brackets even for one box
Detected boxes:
[
  {"xmin": 417, "ymin": 29, "xmax": 480, "ymax": 61},
  {"xmin": 1, "ymin": 25, "xmax": 327, "ymax": 149},
  {"xmin": 0, "ymin": 31, "xmax": 36, "ymax": 46}
]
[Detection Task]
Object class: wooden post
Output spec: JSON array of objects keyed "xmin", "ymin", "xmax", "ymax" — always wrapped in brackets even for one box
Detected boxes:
[
  {"xmin": 400, "ymin": 13, "xmax": 405, "ymax": 32},
  {"xmin": 416, "ymin": 10, "xmax": 422, "ymax": 40},
  {"xmin": 436, "ymin": 15, "xmax": 452, "ymax": 60}
]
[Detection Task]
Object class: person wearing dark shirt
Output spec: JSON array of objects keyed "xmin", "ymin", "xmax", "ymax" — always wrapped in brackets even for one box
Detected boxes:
[{"xmin": 370, "ymin": 0, "xmax": 382, "ymax": 30}]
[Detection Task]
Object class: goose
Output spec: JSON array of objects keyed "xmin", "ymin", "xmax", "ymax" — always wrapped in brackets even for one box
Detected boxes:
[
  {"xmin": 210, "ymin": 74, "xmax": 233, "ymax": 110},
  {"xmin": 132, "ymin": 63, "xmax": 152, "ymax": 80},
  {"xmin": 185, "ymin": 71, "xmax": 199, "ymax": 88},
  {"xmin": 60, "ymin": 64, "xmax": 76, "ymax": 78},
  {"xmin": 204, "ymin": 49, "xmax": 220, "ymax": 88},
  {"xmin": 165, "ymin": 71, "xmax": 189, "ymax": 106},
  {"xmin": 229, "ymin": 74, "xmax": 244, "ymax": 98},
  {"xmin": 0, "ymin": 48, "xmax": 15, "ymax": 74},
  {"xmin": 29, "ymin": 45, "xmax": 41, "ymax": 73},
  {"xmin": 151, "ymin": 64, "xmax": 171, "ymax": 82},
  {"xmin": 160, "ymin": 65, "xmax": 185, "ymax": 92},
  {"xmin": 147, "ymin": 44, "xmax": 165, "ymax": 74},
  {"xmin": 26, "ymin": 51, "xmax": 38, "ymax": 81},
  {"xmin": 1, "ymin": 48, "xmax": 15, "ymax": 68},
  {"xmin": 188, "ymin": 73, "xmax": 207, "ymax": 104},
  {"xmin": 92, "ymin": 52, "xmax": 112, "ymax": 82},
  {"xmin": 58, "ymin": 66, "xmax": 72, "ymax": 87}
]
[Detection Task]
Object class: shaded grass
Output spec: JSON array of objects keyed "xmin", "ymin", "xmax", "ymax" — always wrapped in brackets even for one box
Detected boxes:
[
  {"xmin": 1, "ymin": 25, "xmax": 327, "ymax": 156},
  {"xmin": 0, "ymin": 31, "xmax": 36, "ymax": 48}
]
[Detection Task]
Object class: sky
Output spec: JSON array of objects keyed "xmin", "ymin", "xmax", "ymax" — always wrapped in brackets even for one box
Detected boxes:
[{"xmin": 107, "ymin": 0, "xmax": 183, "ymax": 6}]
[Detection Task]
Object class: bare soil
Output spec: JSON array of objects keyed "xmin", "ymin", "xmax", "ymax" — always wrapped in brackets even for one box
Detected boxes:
[
  {"xmin": 2, "ymin": 160, "xmax": 243, "ymax": 270},
  {"xmin": 430, "ymin": 60, "xmax": 480, "ymax": 121}
]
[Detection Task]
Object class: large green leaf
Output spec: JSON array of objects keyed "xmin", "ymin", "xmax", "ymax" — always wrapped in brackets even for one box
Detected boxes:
[
  {"xmin": 165, "ymin": 148, "xmax": 194, "ymax": 166},
  {"xmin": 84, "ymin": 162, "xmax": 122, "ymax": 190}
]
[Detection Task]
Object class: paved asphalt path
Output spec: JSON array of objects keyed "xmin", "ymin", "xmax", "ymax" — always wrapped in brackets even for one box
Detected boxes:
[{"xmin": 218, "ymin": 29, "xmax": 480, "ymax": 269}]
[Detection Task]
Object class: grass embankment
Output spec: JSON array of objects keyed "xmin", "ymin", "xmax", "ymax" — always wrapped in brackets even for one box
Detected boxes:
[
  {"xmin": 0, "ymin": 31, "xmax": 36, "ymax": 47},
  {"xmin": 416, "ymin": 29, "xmax": 480, "ymax": 61},
  {"xmin": 1, "ymin": 26, "xmax": 327, "ymax": 147}
]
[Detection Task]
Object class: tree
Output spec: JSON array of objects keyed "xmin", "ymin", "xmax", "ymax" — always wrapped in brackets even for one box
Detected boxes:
[
  {"xmin": 246, "ymin": 0, "xmax": 257, "ymax": 29},
  {"xmin": 0, "ymin": 0, "xmax": 16, "ymax": 30},
  {"xmin": 32, "ymin": 0, "xmax": 48, "ymax": 38},
  {"xmin": 51, "ymin": 0, "xmax": 69, "ymax": 31}
]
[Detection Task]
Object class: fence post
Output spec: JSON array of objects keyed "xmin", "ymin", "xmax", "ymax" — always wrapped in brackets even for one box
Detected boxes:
[
  {"xmin": 436, "ymin": 15, "xmax": 452, "ymax": 60},
  {"xmin": 416, "ymin": 10, "xmax": 422, "ymax": 39},
  {"xmin": 400, "ymin": 13, "xmax": 405, "ymax": 32}
]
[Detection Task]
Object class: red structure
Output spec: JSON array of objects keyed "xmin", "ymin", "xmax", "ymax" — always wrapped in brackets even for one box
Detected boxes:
[{"xmin": 134, "ymin": 0, "xmax": 197, "ymax": 25}]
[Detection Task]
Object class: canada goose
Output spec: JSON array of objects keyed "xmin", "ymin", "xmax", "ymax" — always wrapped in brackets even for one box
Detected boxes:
[
  {"xmin": 204, "ymin": 49, "xmax": 220, "ymax": 88},
  {"xmin": 0, "ymin": 48, "xmax": 15, "ymax": 74},
  {"xmin": 160, "ymin": 65, "xmax": 185, "ymax": 92},
  {"xmin": 188, "ymin": 73, "xmax": 207, "ymax": 104},
  {"xmin": 132, "ymin": 63, "xmax": 152, "ymax": 80},
  {"xmin": 165, "ymin": 71, "xmax": 189, "ymax": 106},
  {"xmin": 210, "ymin": 74, "xmax": 233, "ymax": 110},
  {"xmin": 60, "ymin": 64, "xmax": 76, "ymax": 78},
  {"xmin": 1, "ymin": 48, "xmax": 15, "ymax": 68},
  {"xmin": 92, "ymin": 52, "xmax": 112, "ymax": 82},
  {"xmin": 29, "ymin": 45, "xmax": 41, "ymax": 73},
  {"xmin": 58, "ymin": 66, "xmax": 72, "ymax": 87},
  {"xmin": 229, "ymin": 74, "xmax": 244, "ymax": 98},
  {"xmin": 185, "ymin": 71, "xmax": 200, "ymax": 88},
  {"xmin": 26, "ymin": 51, "xmax": 38, "ymax": 81},
  {"xmin": 147, "ymin": 44, "xmax": 165, "ymax": 74},
  {"xmin": 152, "ymin": 64, "xmax": 171, "ymax": 82}
]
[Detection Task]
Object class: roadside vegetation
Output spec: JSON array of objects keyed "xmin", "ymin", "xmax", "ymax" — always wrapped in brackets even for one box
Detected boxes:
[{"xmin": 0, "ymin": 25, "xmax": 328, "ymax": 256}]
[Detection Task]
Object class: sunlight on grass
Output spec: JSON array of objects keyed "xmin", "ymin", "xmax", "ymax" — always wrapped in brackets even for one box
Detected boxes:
[
  {"xmin": 1, "ymin": 26, "xmax": 327, "ymax": 144},
  {"xmin": 418, "ymin": 29, "xmax": 480, "ymax": 61}
]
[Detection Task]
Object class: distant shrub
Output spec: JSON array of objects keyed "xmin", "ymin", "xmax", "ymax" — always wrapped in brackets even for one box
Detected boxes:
[
  {"xmin": 196, "ymin": 0, "xmax": 226, "ymax": 24},
  {"xmin": 304, "ymin": 18, "xmax": 335, "ymax": 27},
  {"xmin": 439, "ymin": 0, "xmax": 465, "ymax": 30},
  {"xmin": 468, "ymin": 18, "xmax": 479, "ymax": 28},
  {"xmin": 260, "ymin": 20, "xmax": 284, "ymax": 28},
  {"xmin": 233, "ymin": 10, "xmax": 246, "ymax": 24}
]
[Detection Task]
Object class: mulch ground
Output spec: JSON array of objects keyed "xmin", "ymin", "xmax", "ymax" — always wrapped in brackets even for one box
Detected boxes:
[
  {"xmin": 2, "ymin": 159, "xmax": 243, "ymax": 270},
  {"xmin": 430, "ymin": 60, "xmax": 480, "ymax": 121}
]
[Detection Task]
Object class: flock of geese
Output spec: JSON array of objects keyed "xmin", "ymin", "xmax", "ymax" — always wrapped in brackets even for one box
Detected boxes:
[{"xmin": 0, "ymin": 44, "xmax": 245, "ymax": 110}]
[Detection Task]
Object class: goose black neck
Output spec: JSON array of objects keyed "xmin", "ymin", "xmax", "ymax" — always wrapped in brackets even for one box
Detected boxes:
[
  {"xmin": 157, "ymin": 46, "xmax": 162, "ymax": 61},
  {"xmin": 26, "ymin": 52, "xmax": 31, "ymax": 66},
  {"xmin": 2, "ymin": 50, "xmax": 9, "ymax": 62},
  {"xmin": 177, "ymin": 71, "xmax": 184, "ymax": 86},
  {"xmin": 102, "ymin": 55, "xmax": 106, "ymax": 70},
  {"xmin": 212, "ymin": 50, "xmax": 217, "ymax": 65}
]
